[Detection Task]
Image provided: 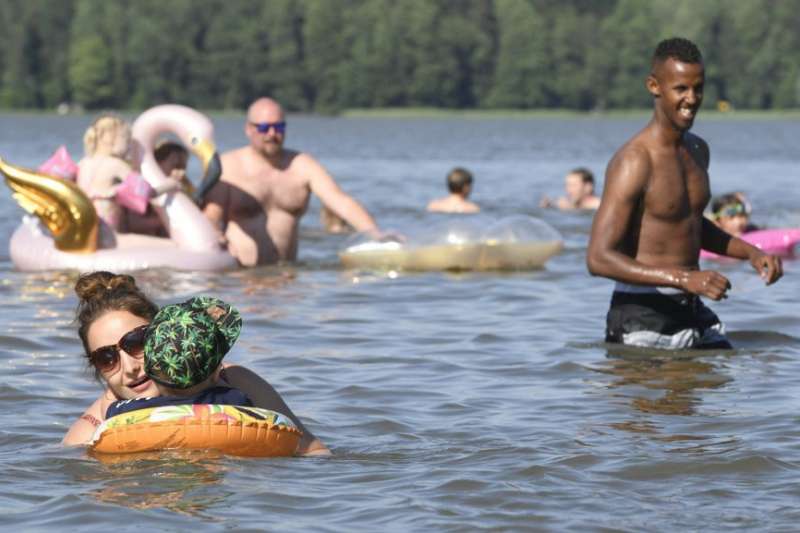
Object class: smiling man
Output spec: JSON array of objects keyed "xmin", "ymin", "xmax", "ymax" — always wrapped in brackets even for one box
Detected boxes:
[
  {"xmin": 586, "ymin": 38, "xmax": 782, "ymax": 350},
  {"xmin": 203, "ymin": 97, "xmax": 379, "ymax": 266}
]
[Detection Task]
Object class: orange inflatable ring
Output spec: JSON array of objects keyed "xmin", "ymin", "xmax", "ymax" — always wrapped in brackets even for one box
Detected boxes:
[{"xmin": 89, "ymin": 404, "xmax": 302, "ymax": 458}]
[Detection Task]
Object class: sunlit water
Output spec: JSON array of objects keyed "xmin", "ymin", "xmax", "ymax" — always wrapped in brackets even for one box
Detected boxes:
[{"xmin": 1, "ymin": 113, "xmax": 798, "ymax": 531}]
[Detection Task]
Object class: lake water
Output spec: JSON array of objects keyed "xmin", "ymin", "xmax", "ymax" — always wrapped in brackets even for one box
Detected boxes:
[{"xmin": 1, "ymin": 112, "xmax": 799, "ymax": 531}]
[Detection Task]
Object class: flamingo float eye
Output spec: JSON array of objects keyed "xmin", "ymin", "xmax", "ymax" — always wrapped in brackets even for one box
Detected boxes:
[{"xmin": 191, "ymin": 137, "xmax": 199, "ymax": 146}]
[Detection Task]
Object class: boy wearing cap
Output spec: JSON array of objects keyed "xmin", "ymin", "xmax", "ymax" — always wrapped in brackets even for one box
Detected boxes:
[{"xmin": 105, "ymin": 296, "xmax": 250, "ymax": 418}]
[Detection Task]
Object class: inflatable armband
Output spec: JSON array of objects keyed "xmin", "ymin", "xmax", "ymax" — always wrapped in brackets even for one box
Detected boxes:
[
  {"xmin": 115, "ymin": 171, "xmax": 154, "ymax": 214},
  {"xmin": 38, "ymin": 145, "xmax": 78, "ymax": 181}
]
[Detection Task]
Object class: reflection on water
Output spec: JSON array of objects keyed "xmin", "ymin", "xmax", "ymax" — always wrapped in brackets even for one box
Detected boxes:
[
  {"xmin": 599, "ymin": 347, "xmax": 732, "ymax": 416},
  {"xmin": 86, "ymin": 451, "xmax": 228, "ymax": 518}
]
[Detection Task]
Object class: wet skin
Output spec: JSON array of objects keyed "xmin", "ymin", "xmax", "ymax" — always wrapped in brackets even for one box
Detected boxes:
[{"xmin": 587, "ymin": 58, "xmax": 782, "ymax": 300}]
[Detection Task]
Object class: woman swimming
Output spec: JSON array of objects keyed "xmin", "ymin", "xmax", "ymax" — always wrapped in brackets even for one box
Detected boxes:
[{"xmin": 62, "ymin": 271, "xmax": 329, "ymax": 456}]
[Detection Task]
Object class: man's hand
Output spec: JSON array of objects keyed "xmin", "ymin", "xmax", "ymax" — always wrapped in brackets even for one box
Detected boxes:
[
  {"xmin": 681, "ymin": 270, "xmax": 731, "ymax": 300},
  {"xmin": 749, "ymin": 252, "xmax": 783, "ymax": 285}
]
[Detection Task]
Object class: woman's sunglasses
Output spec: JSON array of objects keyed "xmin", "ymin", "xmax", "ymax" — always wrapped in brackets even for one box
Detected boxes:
[
  {"xmin": 88, "ymin": 325, "xmax": 148, "ymax": 373},
  {"xmin": 250, "ymin": 121, "xmax": 286, "ymax": 134}
]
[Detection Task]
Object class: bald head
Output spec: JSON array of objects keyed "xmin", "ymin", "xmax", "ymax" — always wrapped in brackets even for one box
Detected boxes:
[
  {"xmin": 245, "ymin": 97, "xmax": 286, "ymax": 159},
  {"xmin": 247, "ymin": 97, "xmax": 284, "ymax": 122}
]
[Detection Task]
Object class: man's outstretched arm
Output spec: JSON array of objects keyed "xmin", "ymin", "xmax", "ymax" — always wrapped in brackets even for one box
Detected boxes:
[{"xmin": 303, "ymin": 154, "xmax": 378, "ymax": 233}]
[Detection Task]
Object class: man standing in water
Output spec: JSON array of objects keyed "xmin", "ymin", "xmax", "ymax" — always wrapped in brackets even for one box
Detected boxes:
[
  {"xmin": 586, "ymin": 38, "xmax": 782, "ymax": 349},
  {"xmin": 203, "ymin": 97, "xmax": 379, "ymax": 266}
]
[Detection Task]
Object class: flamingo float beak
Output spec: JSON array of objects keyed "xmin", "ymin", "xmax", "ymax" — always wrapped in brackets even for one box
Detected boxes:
[{"xmin": 190, "ymin": 138, "xmax": 221, "ymax": 203}]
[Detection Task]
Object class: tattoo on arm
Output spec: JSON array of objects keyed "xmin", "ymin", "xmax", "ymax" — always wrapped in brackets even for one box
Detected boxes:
[{"xmin": 80, "ymin": 414, "xmax": 101, "ymax": 427}]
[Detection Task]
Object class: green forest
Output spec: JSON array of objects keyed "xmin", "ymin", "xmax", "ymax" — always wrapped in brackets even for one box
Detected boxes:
[{"xmin": 0, "ymin": 0, "xmax": 797, "ymax": 112}]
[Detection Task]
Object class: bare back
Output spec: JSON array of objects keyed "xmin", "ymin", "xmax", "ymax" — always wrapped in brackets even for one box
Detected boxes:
[
  {"xmin": 427, "ymin": 194, "xmax": 481, "ymax": 214},
  {"xmin": 78, "ymin": 155, "xmax": 132, "ymax": 229}
]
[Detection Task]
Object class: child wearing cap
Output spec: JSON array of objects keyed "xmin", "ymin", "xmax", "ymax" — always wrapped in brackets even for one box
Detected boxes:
[{"xmin": 105, "ymin": 296, "xmax": 251, "ymax": 419}]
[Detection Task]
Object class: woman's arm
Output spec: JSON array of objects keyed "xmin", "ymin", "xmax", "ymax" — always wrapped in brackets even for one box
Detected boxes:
[
  {"xmin": 62, "ymin": 396, "xmax": 106, "ymax": 446},
  {"xmin": 222, "ymin": 364, "xmax": 331, "ymax": 456}
]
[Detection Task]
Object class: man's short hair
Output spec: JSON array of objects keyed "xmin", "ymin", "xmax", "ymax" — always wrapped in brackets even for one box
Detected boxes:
[
  {"xmin": 570, "ymin": 167, "xmax": 594, "ymax": 186},
  {"xmin": 652, "ymin": 37, "xmax": 703, "ymax": 68},
  {"xmin": 447, "ymin": 167, "xmax": 473, "ymax": 193},
  {"xmin": 154, "ymin": 141, "xmax": 188, "ymax": 163}
]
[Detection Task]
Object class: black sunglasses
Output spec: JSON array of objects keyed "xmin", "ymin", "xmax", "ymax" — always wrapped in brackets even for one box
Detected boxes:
[{"xmin": 88, "ymin": 325, "xmax": 148, "ymax": 373}]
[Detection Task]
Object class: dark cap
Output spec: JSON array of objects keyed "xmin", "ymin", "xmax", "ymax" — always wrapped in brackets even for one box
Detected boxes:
[{"xmin": 144, "ymin": 296, "xmax": 242, "ymax": 389}]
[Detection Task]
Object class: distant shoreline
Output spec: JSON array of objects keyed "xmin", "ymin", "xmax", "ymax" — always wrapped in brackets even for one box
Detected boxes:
[
  {"xmin": 339, "ymin": 107, "xmax": 800, "ymax": 120},
  {"xmin": 0, "ymin": 107, "xmax": 797, "ymax": 120}
]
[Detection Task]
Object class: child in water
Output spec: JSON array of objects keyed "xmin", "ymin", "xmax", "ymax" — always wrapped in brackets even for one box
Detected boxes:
[
  {"xmin": 709, "ymin": 192, "xmax": 758, "ymax": 237},
  {"xmin": 427, "ymin": 167, "xmax": 480, "ymax": 213},
  {"xmin": 105, "ymin": 296, "xmax": 251, "ymax": 418}
]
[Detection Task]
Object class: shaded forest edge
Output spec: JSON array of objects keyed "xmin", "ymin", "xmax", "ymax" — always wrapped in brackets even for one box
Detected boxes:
[{"xmin": 1, "ymin": 0, "xmax": 798, "ymax": 113}]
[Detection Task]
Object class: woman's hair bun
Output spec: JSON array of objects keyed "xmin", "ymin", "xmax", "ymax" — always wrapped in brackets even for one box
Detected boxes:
[{"xmin": 74, "ymin": 271, "xmax": 137, "ymax": 302}]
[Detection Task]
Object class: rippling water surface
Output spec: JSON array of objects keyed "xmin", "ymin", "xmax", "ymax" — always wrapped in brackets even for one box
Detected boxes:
[{"xmin": 1, "ymin": 113, "xmax": 799, "ymax": 531}]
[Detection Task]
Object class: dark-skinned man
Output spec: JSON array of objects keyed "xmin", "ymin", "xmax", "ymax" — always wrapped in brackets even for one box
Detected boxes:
[{"xmin": 587, "ymin": 37, "xmax": 782, "ymax": 350}]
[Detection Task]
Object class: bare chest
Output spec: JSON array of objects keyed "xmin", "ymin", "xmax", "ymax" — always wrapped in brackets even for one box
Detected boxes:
[
  {"xmin": 645, "ymin": 148, "xmax": 710, "ymax": 221},
  {"xmin": 227, "ymin": 167, "xmax": 310, "ymax": 218}
]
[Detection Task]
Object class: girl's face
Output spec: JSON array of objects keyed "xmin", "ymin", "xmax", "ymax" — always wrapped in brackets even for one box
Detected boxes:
[
  {"xmin": 717, "ymin": 214, "xmax": 749, "ymax": 237},
  {"xmin": 86, "ymin": 310, "xmax": 159, "ymax": 400}
]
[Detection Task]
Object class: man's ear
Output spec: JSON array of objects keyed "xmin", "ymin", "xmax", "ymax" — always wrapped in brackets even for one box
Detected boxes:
[{"xmin": 646, "ymin": 74, "xmax": 660, "ymax": 97}]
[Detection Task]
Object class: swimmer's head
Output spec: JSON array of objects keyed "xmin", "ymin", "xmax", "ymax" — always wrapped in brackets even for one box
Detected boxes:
[
  {"xmin": 154, "ymin": 140, "xmax": 189, "ymax": 176},
  {"xmin": 565, "ymin": 167, "xmax": 595, "ymax": 202},
  {"xmin": 83, "ymin": 114, "xmax": 132, "ymax": 159},
  {"xmin": 711, "ymin": 193, "xmax": 751, "ymax": 237},
  {"xmin": 246, "ymin": 97, "xmax": 285, "ymax": 159},
  {"xmin": 447, "ymin": 167, "xmax": 474, "ymax": 196}
]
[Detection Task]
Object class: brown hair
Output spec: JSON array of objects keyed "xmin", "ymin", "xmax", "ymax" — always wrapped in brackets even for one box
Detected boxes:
[
  {"xmin": 447, "ymin": 167, "xmax": 473, "ymax": 194},
  {"xmin": 74, "ymin": 271, "xmax": 158, "ymax": 372},
  {"xmin": 570, "ymin": 167, "xmax": 595, "ymax": 185},
  {"xmin": 154, "ymin": 140, "xmax": 188, "ymax": 163}
]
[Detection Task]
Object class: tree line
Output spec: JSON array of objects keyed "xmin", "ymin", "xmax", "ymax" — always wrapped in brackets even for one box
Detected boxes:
[{"xmin": 0, "ymin": 0, "xmax": 797, "ymax": 112}]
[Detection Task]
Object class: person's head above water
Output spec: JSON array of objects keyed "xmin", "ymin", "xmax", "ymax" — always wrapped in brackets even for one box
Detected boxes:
[
  {"xmin": 447, "ymin": 167, "xmax": 474, "ymax": 197},
  {"xmin": 154, "ymin": 140, "xmax": 189, "ymax": 174},
  {"xmin": 83, "ymin": 114, "xmax": 132, "ymax": 159},
  {"xmin": 74, "ymin": 271, "xmax": 159, "ymax": 398},
  {"xmin": 710, "ymin": 192, "xmax": 752, "ymax": 237},
  {"xmin": 647, "ymin": 37, "xmax": 704, "ymax": 133},
  {"xmin": 245, "ymin": 97, "xmax": 286, "ymax": 160},
  {"xmin": 565, "ymin": 167, "xmax": 595, "ymax": 203},
  {"xmin": 144, "ymin": 296, "xmax": 242, "ymax": 395}
]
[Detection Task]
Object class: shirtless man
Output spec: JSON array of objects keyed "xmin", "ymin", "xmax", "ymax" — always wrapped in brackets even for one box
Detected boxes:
[
  {"xmin": 586, "ymin": 38, "xmax": 782, "ymax": 350},
  {"xmin": 540, "ymin": 167, "xmax": 601, "ymax": 210},
  {"xmin": 427, "ymin": 167, "xmax": 480, "ymax": 214},
  {"xmin": 203, "ymin": 97, "xmax": 378, "ymax": 266}
]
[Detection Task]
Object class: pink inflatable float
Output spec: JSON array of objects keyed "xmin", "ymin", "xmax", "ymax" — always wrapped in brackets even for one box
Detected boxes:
[
  {"xmin": 2, "ymin": 105, "xmax": 236, "ymax": 272},
  {"xmin": 700, "ymin": 228, "xmax": 800, "ymax": 260}
]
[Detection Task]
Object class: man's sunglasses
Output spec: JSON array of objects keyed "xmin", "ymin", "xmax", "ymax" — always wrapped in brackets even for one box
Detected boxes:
[
  {"xmin": 250, "ymin": 121, "xmax": 286, "ymax": 134},
  {"xmin": 88, "ymin": 325, "xmax": 148, "ymax": 373}
]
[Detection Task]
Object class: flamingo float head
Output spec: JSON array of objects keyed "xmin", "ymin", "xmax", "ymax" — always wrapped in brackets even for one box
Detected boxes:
[{"xmin": 131, "ymin": 105, "xmax": 221, "ymax": 203}]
